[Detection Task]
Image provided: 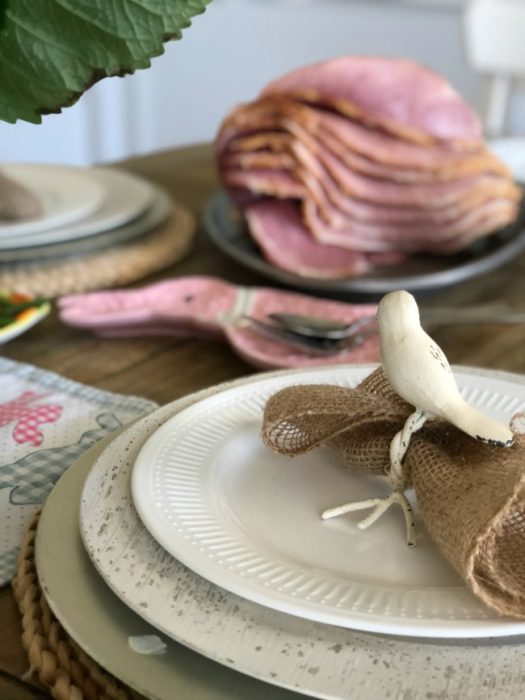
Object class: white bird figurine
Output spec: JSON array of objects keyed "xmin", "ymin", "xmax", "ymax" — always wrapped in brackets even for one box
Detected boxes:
[{"xmin": 322, "ymin": 290, "xmax": 514, "ymax": 545}]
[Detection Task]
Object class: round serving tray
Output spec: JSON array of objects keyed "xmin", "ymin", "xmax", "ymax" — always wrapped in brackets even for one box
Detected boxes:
[{"xmin": 204, "ymin": 190, "xmax": 525, "ymax": 298}]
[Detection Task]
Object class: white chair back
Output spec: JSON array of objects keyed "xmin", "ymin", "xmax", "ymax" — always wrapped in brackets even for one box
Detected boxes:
[
  {"xmin": 465, "ymin": 0, "xmax": 525, "ymax": 75},
  {"xmin": 464, "ymin": 0, "xmax": 525, "ymax": 136}
]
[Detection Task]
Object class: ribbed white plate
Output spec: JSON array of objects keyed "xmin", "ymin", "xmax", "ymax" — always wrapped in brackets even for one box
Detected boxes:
[{"xmin": 132, "ymin": 366, "xmax": 525, "ymax": 638}]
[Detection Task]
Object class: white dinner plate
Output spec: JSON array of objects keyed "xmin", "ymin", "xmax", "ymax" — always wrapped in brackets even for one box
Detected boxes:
[
  {"xmin": 0, "ymin": 167, "xmax": 154, "ymax": 249},
  {"xmin": 0, "ymin": 164, "xmax": 104, "ymax": 235},
  {"xmin": 132, "ymin": 365, "xmax": 525, "ymax": 638}
]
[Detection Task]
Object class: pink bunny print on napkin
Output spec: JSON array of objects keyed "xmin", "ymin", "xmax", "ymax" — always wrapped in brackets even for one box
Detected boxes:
[{"xmin": 0, "ymin": 391, "xmax": 63, "ymax": 446}]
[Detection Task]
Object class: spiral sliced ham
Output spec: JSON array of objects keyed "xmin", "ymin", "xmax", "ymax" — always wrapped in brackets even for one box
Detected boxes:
[{"xmin": 215, "ymin": 57, "xmax": 520, "ymax": 279}]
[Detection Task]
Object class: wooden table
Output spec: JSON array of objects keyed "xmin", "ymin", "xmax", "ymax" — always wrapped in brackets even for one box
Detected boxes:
[{"xmin": 1, "ymin": 143, "xmax": 525, "ymax": 699}]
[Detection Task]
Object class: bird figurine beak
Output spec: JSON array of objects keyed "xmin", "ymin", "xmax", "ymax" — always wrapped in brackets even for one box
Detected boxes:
[{"xmin": 322, "ymin": 290, "xmax": 514, "ymax": 546}]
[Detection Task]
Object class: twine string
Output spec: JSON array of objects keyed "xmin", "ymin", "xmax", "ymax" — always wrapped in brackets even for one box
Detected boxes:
[
  {"xmin": 11, "ymin": 510, "xmax": 137, "ymax": 700},
  {"xmin": 322, "ymin": 409, "xmax": 426, "ymax": 546}
]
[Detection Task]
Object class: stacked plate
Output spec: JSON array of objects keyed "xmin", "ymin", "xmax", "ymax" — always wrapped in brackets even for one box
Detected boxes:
[
  {"xmin": 0, "ymin": 163, "xmax": 172, "ymax": 262},
  {"xmin": 37, "ymin": 365, "xmax": 525, "ymax": 700}
]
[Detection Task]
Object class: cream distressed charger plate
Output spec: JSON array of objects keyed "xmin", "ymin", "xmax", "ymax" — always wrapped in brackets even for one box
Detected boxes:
[
  {"xmin": 130, "ymin": 366, "xmax": 525, "ymax": 638},
  {"xmin": 79, "ymin": 367, "xmax": 525, "ymax": 700}
]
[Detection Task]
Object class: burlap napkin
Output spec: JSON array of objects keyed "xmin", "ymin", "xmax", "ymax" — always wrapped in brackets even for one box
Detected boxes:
[{"xmin": 262, "ymin": 367, "xmax": 525, "ymax": 619}]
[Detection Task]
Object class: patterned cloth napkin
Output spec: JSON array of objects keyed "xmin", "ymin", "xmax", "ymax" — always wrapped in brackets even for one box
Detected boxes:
[{"xmin": 0, "ymin": 356, "xmax": 157, "ymax": 585}]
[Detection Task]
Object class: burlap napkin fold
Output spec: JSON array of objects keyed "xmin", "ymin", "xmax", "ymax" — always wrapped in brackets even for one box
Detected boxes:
[{"xmin": 261, "ymin": 368, "xmax": 525, "ymax": 619}]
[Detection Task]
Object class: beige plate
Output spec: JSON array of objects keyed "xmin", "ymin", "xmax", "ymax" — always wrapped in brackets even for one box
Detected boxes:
[{"xmin": 36, "ymin": 432, "xmax": 299, "ymax": 700}]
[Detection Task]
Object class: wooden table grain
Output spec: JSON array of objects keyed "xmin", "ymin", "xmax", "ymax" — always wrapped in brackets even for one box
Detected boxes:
[{"xmin": 1, "ymin": 143, "xmax": 524, "ymax": 699}]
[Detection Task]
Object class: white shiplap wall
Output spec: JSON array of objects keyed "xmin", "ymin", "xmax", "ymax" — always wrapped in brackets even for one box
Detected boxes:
[{"xmin": 0, "ymin": 0, "xmax": 501, "ymax": 166}]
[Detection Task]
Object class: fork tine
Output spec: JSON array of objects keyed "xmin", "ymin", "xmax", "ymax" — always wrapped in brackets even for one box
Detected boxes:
[
  {"xmin": 267, "ymin": 312, "xmax": 378, "ymax": 340},
  {"xmin": 245, "ymin": 317, "xmax": 342, "ymax": 355}
]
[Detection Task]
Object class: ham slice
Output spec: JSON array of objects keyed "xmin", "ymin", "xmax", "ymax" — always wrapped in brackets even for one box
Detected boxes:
[
  {"xmin": 222, "ymin": 159, "xmax": 518, "ymax": 228},
  {"xmin": 218, "ymin": 98, "xmax": 505, "ymax": 176},
  {"xmin": 286, "ymin": 131, "xmax": 519, "ymax": 208},
  {"xmin": 303, "ymin": 198, "xmax": 519, "ymax": 252},
  {"xmin": 220, "ymin": 168, "xmax": 305, "ymax": 200},
  {"xmin": 229, "ymin": 129, "xmax": 507, "ymax": 184},
  {"xmin": 220, "ymin": 117, "xmax": 519, "ymax": 227},
  {"xmin": 290, "ymin": 111, "xmax": 506, "ymax": 182},
  {"xmin": 245, "ymin": 199, "xmax": 403, "ymax": 278},
  {"xmin": 298, "ymin": 166, "xmax": 515, "ymax": 227},
  {"xmin": 221, "ymin": 150, "xmax": 296, "ymax": 172},
  {"xmin": 222, "ymin": 140, "xmax": 516, "ymax": 227},
  {"xmin": 316, "ymin": 109, "xmax": 500, "ymax": 173},
  {"xmin": 426, "ymin": 210, "xmax": 520, "ymax": 253},
  {"xmin": 316, "ymin": 127, "xmax": 506, "ymax": 183},
  {"xmin": 262, "ymin": 57, "xmax": 482, "ymax": 148}
]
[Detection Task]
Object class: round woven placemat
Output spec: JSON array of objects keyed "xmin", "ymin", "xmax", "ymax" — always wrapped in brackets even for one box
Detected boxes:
[
  {"xmin": 12, "ymin": 510, "xmax": 143, "ymax": 700},
  {"xmin": 0, "ymin": 203, "xmax": 195, "ymax": 297}
]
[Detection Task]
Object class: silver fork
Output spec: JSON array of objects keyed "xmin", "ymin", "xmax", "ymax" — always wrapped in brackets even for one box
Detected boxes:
[
  {"xmin": 246, "ymin": 304, "xmax": 525, "ymax": 355},
  {"xmin": 269, "ymin": 304, "xmax": 525, "ymax": 341},
  {"xmin": 244, "ymin": 316, "xmax": 377, "ymax": 355},
  {"xmin": 267, "ymin": 312, "xmax": 377, "ymax": 340}
]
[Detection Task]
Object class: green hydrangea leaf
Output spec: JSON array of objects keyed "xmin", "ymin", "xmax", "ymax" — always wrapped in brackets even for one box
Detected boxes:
[{"xmin": 0, "ymin": 0, "xmax": 211, "ymax": 123}]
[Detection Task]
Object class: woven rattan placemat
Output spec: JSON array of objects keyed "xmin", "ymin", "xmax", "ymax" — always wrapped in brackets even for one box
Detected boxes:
[
  {"xmin": 12, "ymin": 510, "xmax": 143, "ymax": 700},
  {"xmin": 0, "ymin": 204, "xmax": 195, "ymax": 297}
]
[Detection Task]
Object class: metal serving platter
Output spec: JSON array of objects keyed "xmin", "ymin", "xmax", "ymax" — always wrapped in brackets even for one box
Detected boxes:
[{"xmin": 204, "ymin": 189, "xmax": 525, "ymax": 299}]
